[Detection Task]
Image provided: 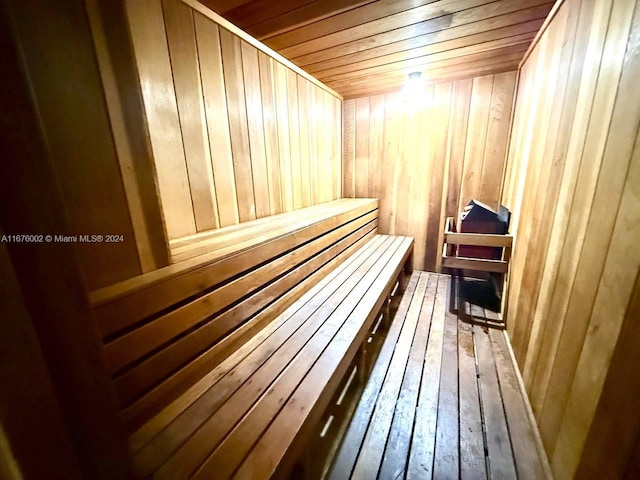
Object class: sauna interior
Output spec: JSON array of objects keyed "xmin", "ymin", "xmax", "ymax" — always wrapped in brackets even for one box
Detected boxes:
[{"xmin": 1, "ymin": 0, "xmax": 639, "ymax": 478}]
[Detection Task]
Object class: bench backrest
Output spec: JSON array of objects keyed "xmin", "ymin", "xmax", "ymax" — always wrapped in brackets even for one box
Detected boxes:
[{"xmin": 89, "ymin": 199, "xmax": 378, "ymax": 431}]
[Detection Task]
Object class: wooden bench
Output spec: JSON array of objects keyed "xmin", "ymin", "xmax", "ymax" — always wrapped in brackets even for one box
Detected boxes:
[{"xmin": 88, "ymin": 198, "xmax": 413, "ymax": 478}]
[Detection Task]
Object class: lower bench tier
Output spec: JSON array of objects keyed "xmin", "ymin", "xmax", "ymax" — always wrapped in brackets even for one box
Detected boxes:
[{"xmin": 128, "ymin": 234, "xmax": 413, "ymax": 479}]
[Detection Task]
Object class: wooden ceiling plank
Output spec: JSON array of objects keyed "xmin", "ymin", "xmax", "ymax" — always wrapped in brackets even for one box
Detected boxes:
[
  {"xmin": 305, "ymin": 16, "xmax": 545, "ymax": 75},
  {"xmin": 327, "ymin": 50, "xmax": 525, "ymax": 91},
  {"xmin": 277, "ymin": 0, "xmax": 496, "ymax": 54},
  {"xmin": 318, "ymin": 32, "xmax": 536, "ymax": 82},
  {"xmin": 198, "ymin": 0, "xmax": 249, "ymax": 14},
  {"xmin": 223, "ymin": 0, "xmax": 320, "ymax": 27},
  {"xmin": 248, "ymin": 0, "xmax": 379, "ymax": 40},
  {"xmin": 266, "ymin": 0, "xmax": 474, "ymax": 49},
  {"xmin": 288, "ymin": 0, "xmax": 553, "ymax": 64},
  {"xmin": 341, "ymin": 64, "xmax": 517, "ymax": 99}
]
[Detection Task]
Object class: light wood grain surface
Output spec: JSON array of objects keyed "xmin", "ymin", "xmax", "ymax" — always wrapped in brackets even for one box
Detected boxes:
[
  {"xmin": 501, "ymin": 0, "xmax": 640, "ymax": 477},
  {"xmin": 203, "ymin": 0, "xmax": 553, "ymax": 97},
  {"xmin": 124, "ymin": 0, "xmax": 342, "ymax": 239},
  {"xmin": 343, "ymin": 71, "xmax": 516, "ymax": 272},
  {"xmin": 329, "ymin": 273, "xmax": 547, "ymax": 479}
]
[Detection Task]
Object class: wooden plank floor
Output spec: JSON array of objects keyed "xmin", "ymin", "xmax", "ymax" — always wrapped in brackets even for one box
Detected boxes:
[{"xmin": 326, "ymin": 271, "xmax": 550, "ymax": 480}]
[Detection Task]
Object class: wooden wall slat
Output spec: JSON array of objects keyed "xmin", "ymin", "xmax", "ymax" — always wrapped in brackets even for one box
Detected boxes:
[
  {"xmin": 501, "ymin": 0, "xmax": 640, "ymax": 477},
  {"xmin": 379, "ymin": 93, "xmax": 401, "ymax": 235},
  {"xmin": 220, "ymin": 28, "xmax": 257, "ymax": 222},
  {"xmin": 297, "ymin": 76, "xmax": 312, "ymax": 207},
  {"xmin": 480, "ymin": 71, "xmax": 515, "ymax": 208},
  {"xmin": 241, "ymin": 41, "xmax": 271, "ymax": 218},
  {"xmin": 354, "ymin": 97, "xmax": 370, "ymax": 197},
  {"xmin": 521, "ymin": 0, "xmax": 595, "ymax": 409},
  {"xmin": 344, "ymin": 71, "xmax": 516, "ymax": 271},
  {"xmin": 257, "ymin": 52, "xmax": 283, "ymax": 215},
  {"xmin": 427, "ymin": 82, "xmax": 452, "ymax": 272},
  {"xmin": 342, "ymin": 99, "xmax": 356, "ymax": 198},
  {"xmin": 445, "ymin": 79, "xmax": 472, "ymax": 219},
  {"xmin": 405, "ymin": 86, "xmax": 434, "ymax": 268},
  {"xmin": 459, "ymin": 75, "xmax": 493, "ymax": 214},
  {"xmin": 127, "ymin": 0, "xmax": 196, "ymax": 238},
  {"xmin": 533, "ymin": 0, "xmax": 623, "ymax": 446},
  {"xmin": 274, "ymin": 61, "xmax": 293, "ymax": 212},
  {"xmin": 334, "ymin": 95, "xmax": 343, "ymax": 199},
  {"xmin": 194, "ymin": 15, "xmax": 240, "ymax": 227},
  {"xmin": 506, "ymin": 19, "xmax": 559, "ymax": 354},
  {"xmin": 308, "ymin": 84, "xmax": 321, "ymax": 204},
  {"xmin": 287, "ymin": 69, "xmax": 303, "ymax": 209},
  {"xmin": 318, "ymin": 90, "xmax": 332, "ymax": 203},
  {"xmin": 514, "ymin": 2, "xmax": 581, "ymax": 390},
  {"xmin": 332, "ymin": 90, "xmax": 342, "ymax": 200},
  {"xmin": 367, "ymin": 94, "xmax": 384, "ymax": 201},
  {"xmin": 124, "ymin": 0, "xmax": 341, "ymax": 241},
  {"xmin": 163, "ymin": 0, "xmax": 219, "ymax": 231}
]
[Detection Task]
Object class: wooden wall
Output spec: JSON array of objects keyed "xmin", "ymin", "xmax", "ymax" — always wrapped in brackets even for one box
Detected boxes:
[
  {"xmin": 125, "ymin": 0, "xmax": 342, "ymax": 240},
  {"xmin": 343, "ymin": 71, "xmax": 516, "ymax": 271},
  {"xmin": 501, "ymin": 0, "xmax": 640, "ymax": 477}
]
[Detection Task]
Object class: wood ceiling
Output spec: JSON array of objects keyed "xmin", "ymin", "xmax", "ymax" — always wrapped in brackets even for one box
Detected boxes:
[{"xmin": 200, "ymin": 0, "xmax": 554, "ymax": 99}]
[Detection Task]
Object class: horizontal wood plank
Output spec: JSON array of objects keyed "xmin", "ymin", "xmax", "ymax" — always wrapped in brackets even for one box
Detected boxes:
[
  {"xmin": 128, "ymin": 235, "xmax": 413, "ymax": 478},
  {"xmin": 92, "ymin": 199, "xmax": 378, "ymax": 336}
]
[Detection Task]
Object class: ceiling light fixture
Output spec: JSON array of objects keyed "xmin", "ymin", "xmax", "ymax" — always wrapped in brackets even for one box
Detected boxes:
[{"xmin": 403, "ymin": 71, "xmax": 425, "ymax": 103}]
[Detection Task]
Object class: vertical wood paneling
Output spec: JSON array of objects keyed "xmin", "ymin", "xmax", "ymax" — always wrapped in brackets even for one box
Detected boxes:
[
  {"xmin": 257, "ymin": 52, "xmax": 282, "ymax": 215},
  {"xmin": 446, "ymin": 79, "xmax": 473, "ymax": 218},
  {"xmin": 367, "ymin": 95, "xmax": 384, "ymax": 201},
  {"xmin": 345, "ymin": 72, "xmax": 516, "ymax": 271},
  {"xmin": 480, "ymin": 71, "xmax": 516, "ymax": 207},
  {"xmin": 274, "ymin": 61, "xmax": 293, "ymax": 212},
  {"xmin": 220, "ymin": 28, "xmax": 256, "ymax": 222},
  {"xmin": 318, "ymin": 91, "xmax": 331, "ymax": 203},
  {"xmin": 506, "ymin": 15, "xmax": 562, "ymax": 354},
  {"xmin": 327, "ymin": 90, "xmax": 339, "ymax": 201},
  {"xmin": 334, "ymin": 96, "xmax": 343, "ymax": 199},
  {"xmin": 163, "ymin": 0, "xmax": 219, "ymax": 231},
  {"xmin": 427, "ymin": 83, "xmax": 452, "ymax": 272},
  {"xmin": 241, "ymin": 41, "xmax": 270, "ymax": 218},
  {"xmin": 501, "ymin": 0, "xmax": 640, "ymax": 477},
  {"xmin": 342, "ymin": 99, "xmax": 356, "ymax": 198},
  {"xmin": 297, "ymin": 76, "xmax": 311, "ymax": 207},
  {"xmin": 354, "ymin": 97, "xmax": 370, "ymax": 198},
  {"xmin": 459, "ymin": 75, "xmax": 494, "ymax": 215},
  {"xmin": 287, "ymin": 69, "xmax": 303, "ymax": 209},
  {"xmin": 126, "ymin": 0, "xmax": 342, "ymax": 240},
  {"xmin": 194, "ymin": 15, "xmax": 239, "ymax": 227},
  {"xmin": 308, "ymin": 84, "xmax": 320, "ymax": 204},
  {"xmin": 127, "ymin": 0, "xmax": 195, "ymax": 238},
  {"xmin": 379, "ymin": 93, "xmax": 401, "ymax": 234}
]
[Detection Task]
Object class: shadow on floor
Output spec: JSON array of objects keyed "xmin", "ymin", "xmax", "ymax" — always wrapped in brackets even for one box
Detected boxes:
[{"xmin": 449, "ymin": 275, "xmax": 505, "ymax": 329}]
